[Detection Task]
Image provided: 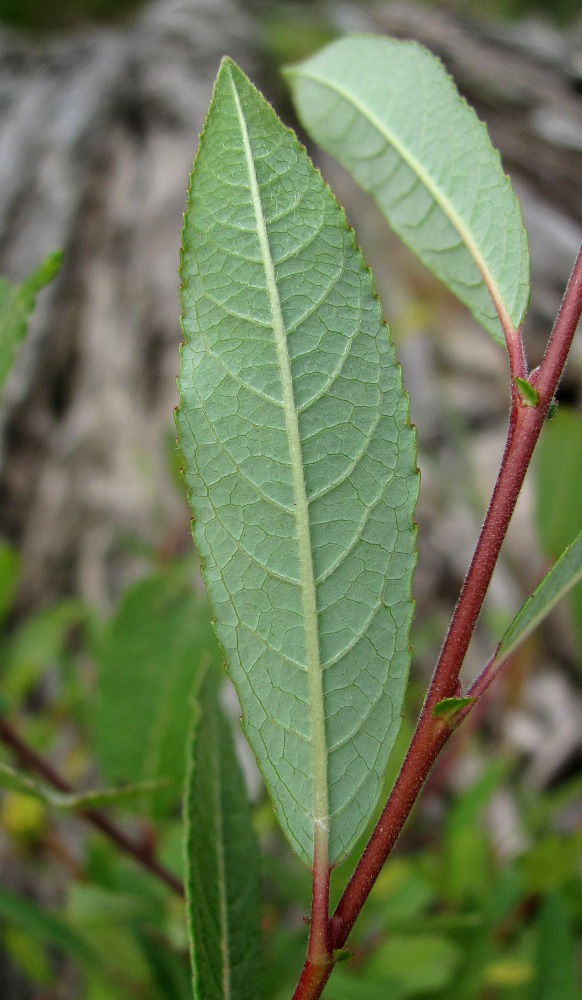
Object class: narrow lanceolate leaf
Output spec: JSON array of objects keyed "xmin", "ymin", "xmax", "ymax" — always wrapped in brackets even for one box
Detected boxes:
[
  {"xmin": 493, "ymin": 529, "xmax": 582, "ymax": 667},
  {"xmin": 285, "ymin": 36, "xmax": 530, "ymax": 346},
  {"xmin": 177, "ymin": 59, "xmax": 418, "ymax": 865},
  {"xmin": 185, "ymin": 669, "xmax": 263, "ymax": 1000},
  {"xmin": 0, "ymin": 252, "xmax": 62, "ymax": 389},
  {"xmin": 93, "ymin": 570, "xmax": 219, "ymax": 818}
]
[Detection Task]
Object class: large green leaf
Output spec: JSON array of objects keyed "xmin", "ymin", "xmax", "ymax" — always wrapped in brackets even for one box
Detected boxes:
[
  {"xmin": 92, "ymin": 569, "xmax": 219, "ymax": 817},
  {"xmin": 177, "ymin": 59, "xmax": 418, "ymax": 865},
  {"xmin": 285, "ymin": 36, "xmax": 530, "ymax": 346},
  {"xmin": 184, "ymin": 669, "xmax": 263, "ymax": 1000},
  {"xmin": 0, "ymin": 252, "xmax": 62, "ymax": 389},
  {"xmin": 493, "ymin": 529, "xmax": 582, "ymax": 667}
]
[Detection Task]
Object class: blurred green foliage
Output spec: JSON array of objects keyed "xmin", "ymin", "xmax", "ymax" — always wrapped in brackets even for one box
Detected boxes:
[
  {"xmin": 0, "ymin": 0, "xmax": 145, "ymax": 31},
  {"xmin": 2, "ymin": 538, "xmax": 581, "ymax": 998}
]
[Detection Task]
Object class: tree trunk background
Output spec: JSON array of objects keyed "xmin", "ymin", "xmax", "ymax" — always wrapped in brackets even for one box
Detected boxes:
[
  {"xmin": 0, "ymin": 0, "xmax": 257, "ymax": 611},
  {"xmin": 0, "ymin": 0, "xmax": 580, "ymax": 622}
]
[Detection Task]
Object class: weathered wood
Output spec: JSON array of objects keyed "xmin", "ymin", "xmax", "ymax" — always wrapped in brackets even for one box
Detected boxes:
[{"xmin": 0, "ymin": 0, "xmax": 257, "ymax": 610}]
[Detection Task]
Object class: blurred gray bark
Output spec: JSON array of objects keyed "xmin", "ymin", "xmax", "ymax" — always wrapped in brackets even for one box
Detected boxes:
[
  {"xmin": 0, "ymin": 0, "xmax": 257, "ymax": 610},
  {"xmin": 0, "ymin": 0, "xmax": 581, "ymax": 613}
]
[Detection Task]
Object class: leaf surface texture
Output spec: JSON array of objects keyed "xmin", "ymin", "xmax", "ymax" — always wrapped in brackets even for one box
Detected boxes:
[
  {"xmin": 178, "ymin": 59, "xmax": 418, "ymax": 864},
  {"xmin": 285, "ymin": 36, "xmax": 530, "ymax": 345}
]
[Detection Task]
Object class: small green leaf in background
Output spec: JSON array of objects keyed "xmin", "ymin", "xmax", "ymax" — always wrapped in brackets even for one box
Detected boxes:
[
  {"xmin": 178, "ymin": 57, "xmax": 417, "ymax": 866},
  {"xmin": 330, "ymin": 933, "xmax": 460, "ymax": 999},
  {"xmin": 534, "ymin": 893, "xmax": 577, "ymax": 1000},
  {"xmin": 0, "ymin": 251, "xmax": 62, "ymax": 389},
  {"xmin": 0, "ymin": 884, "xmax": 95, "ymax": 965},
  {"xmin": 185, "ymin": 668, "xmax": 263, "ymax": 1000},
  {"xmin": 0, "ymin": 761, "xmax": 167, "ymax": 811},
  {"xmin": 285, "ymin": 36, "xmax": 529, "ymax": 346},
  {"xmin": 493, "ymin": 529, "xmax": 582, "ymax": 668},
  {"xmin": 92, "ymin": 569, "xmax": 219, "ymax": 818},
  {"xmin": 536, "ymin": 407, "xmax": 582, "ymax": 663},
  {"xmin": 2, "ymin": 598, "xmax": 89, "ymax": 709},
  {"xmin": 0, "ymin": 540, "xmax": 21, "ymax": 626},
  {"xmin": 536, "ymin": 408, "xmax": 582, "ymax": 557}
]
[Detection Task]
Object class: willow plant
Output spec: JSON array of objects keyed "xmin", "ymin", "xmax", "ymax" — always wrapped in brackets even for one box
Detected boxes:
[{"xmin": 176, "ymin": 36, "xmax": 582, "ymax": 1000}]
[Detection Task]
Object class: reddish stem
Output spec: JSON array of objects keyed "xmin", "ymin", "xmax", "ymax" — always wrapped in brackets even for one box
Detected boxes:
[
  {"xmin": 292, "ymin": 244, "xmax": 582, "ymax": 1000},
  {"xmin": 0, "ymin": 716, "xmax": 184, "ymax": 898},
  {"xmin": 307, "ymin": 838, "xmax": 332, "ymax": 966}
]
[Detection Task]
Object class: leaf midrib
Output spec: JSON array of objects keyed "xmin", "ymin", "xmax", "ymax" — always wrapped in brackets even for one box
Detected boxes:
[
  {"xmin": 229, "ymin": 67, "xmax": 330, "ymax": 863},
  {"xmin": 289, "ymin": 67, "xmax": 515, "ymax": 341}
]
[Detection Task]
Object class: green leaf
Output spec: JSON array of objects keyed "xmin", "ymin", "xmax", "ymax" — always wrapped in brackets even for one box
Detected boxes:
[
  {"xmin": 0, "ymin": 251, "xmax": 62, "ymax": 389},
  {"xmin": 0, "ymin": 540, "xmax": 21, "ymax": 625},
  {"xmin": 177, "ymin": 58, "xmax": 418, "ymax": 864},
  {"xmin": 535, "ymin": 408, "xmax": 582, "ymax": 665},
  {"xmin": 493, "ymin": 529, "xmax": 582, "ymax": 667},
  {"xmin": 2, "ymin": 598, "xmax": 90, "ymax": 709},
  {"xmin": 0, "ymin": 884, "xmax": 95, "ymax": 965},
  {"xmin": 92, "ymin": 569, "xmax": 219, "ymax": 818},
  {"xmin": 0, "ymin": 761, "xmax": 167, "ymax": 810},
  {"xmin": 432, "ymin": 696, "xmax": 475, "ymax": 722},
  {"xmin": 137, "ymin": 929, "xmax": 193, "ymax": 1000},
  {"xmin": 184, "ymin": 668, "xmax": 263, "ymax": 1000},
  {"xmin": 536, "ymin": 409, "xmax": 582, "ymax": 558},
  {"xmin": 285, "ymin": 36, "xmax": 529, "ymax": 346},
  {"xmin": 534, "ymin": 893, "xmax": 577, "ymax": 1000},
  {"xmin": 329, "ymin": 929, "xmax": 465, "ymax": 1000},
  {"xmin": 514, "ymin": 376, "xmax": 538, "ymax": 407}
]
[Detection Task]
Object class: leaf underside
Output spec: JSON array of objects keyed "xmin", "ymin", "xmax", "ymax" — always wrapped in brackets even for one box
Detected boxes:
[
  {"xmin": 177, "ymin": 59, "xmax": 418, "ymax": 864},
  {"xmin": 185, "ymin": 670, "xmax": 263, "ymax": 1000},
  {"xmin": 285, "ymin": 35, "xmax": 530, "ymax": 346}
]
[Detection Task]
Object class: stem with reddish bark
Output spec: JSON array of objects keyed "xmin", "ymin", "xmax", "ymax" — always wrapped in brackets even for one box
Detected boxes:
[
  {"xmin": 292, "ymin": 245, "xmax": 582, "ymax": 1000},
  {"xmin": 0, "ymin": 716, "xmax": 184, "ymax": 898}
]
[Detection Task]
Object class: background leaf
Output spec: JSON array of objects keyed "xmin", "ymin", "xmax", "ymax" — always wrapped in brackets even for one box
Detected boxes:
[
  {"xmin": 0, "ymin": 252, "xmax": 62, "ymax": 389},
  {"xmin": 536, "ymin": 407, "xmax": 582, "ymax": 664},
  {"xmin": 0, "ymin": 761, "xmax": 166, "ymax": 810},
  {"xmin": 285, "ymin": 36, "xmax": 529, "ymax": 345},
  {"xmin": 494, "ymin": 529, "xmax": 582, "ymax": 667},
  {"xmin": 0, "ymin": 884, "xmax": 96, "ymax": 965},
  {"xmin": 534, "ymin": 893, "xmax": 577, "ymax": 1000},
  {"xmin": 177, "ymin": 59, "xmax": 418, "ymax": 864},
  {"xmin": 184, "ymin": 668, "xmax": 263, "ymax": 1000},
  {"xmin": 92, "ymin": 568, "xmax": 219, "ymax": 817}
]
